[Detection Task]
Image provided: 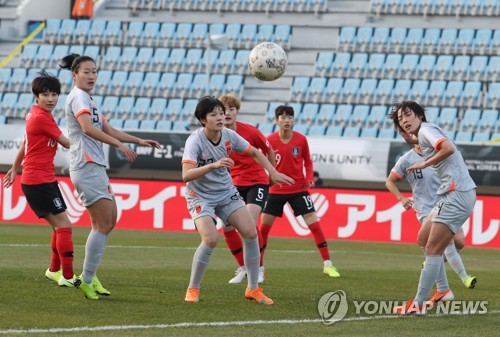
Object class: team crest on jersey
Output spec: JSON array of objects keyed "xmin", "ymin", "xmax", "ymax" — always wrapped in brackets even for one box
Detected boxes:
[
  {"xmin": 53, "ymin": 198, "xmax": 63, "ymax": 209},
  {"xmin": 225, "ymin": 141, "xmax": 232, "ymax": 156},
  {"xmin": 195, "ymin": 205, "xmax": 202, "ymax": 214},
  {"xmin": 292, "ymin": 146, "xmax": 300, "ymax": 157}
]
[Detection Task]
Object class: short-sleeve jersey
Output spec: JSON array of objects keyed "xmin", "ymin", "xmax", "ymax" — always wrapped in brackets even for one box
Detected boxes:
[
  {"xmin": 21, "ymin": 105, "xmax": 62, "ymax": 185},
  {"xmin": 229, "ymin": 121, "xmax": 272, "ymax": 186},
  {"xmin": 418, "ymin": 123, "xmax": 476, "ymax": 195},
  {"xmin": 267, "ymin": 131, "xmax": 313, "ymax": 194},
  {"xmin": 65, "ymin": 86, "xmax": 107, "ymax": 171},
  {"xmin": 182, "ymin": 128, "xmax": 251, "ymax": 201},
  {"xmin": 390, "ymin": 149, "xmax": 440, "ymax": 220}
]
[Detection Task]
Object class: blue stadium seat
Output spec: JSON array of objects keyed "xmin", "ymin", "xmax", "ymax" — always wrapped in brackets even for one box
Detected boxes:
[
  {"xmin": 357, "ymin": 79, "xmax": 377, "ymax": 104},
  {"xmin": 20, "ymin": 44, "xmax": 38, "ymax": 68},
  {"xmin": 191, "ymin": 23, "xmax": 208, "ymax": 48},
  {"xmin": 351, "ymin": 105, "xmax": 370, "ymax": 127},
  {"xmin": 391, "ymin": 79, "xmax": 411, "ymax": 102},
  {"xmin": 308, "ymin": 125, "xmax": 326, "ymax": 136},
  {"xmin": 156, "ymin": 120, "xmax": 172, "ymax": 131},
  {"xmin": 172, "ymin": 121, "xmax": 190, "ymax": 132},
  {"xmin": 134, "ymin": 47, "xmax": 154, "ymax": 72},
  {"xmin": 349, "ymin": 53, "xmax": 368, "ymax": 78},
  {"xmin": 455, "ymin": 131, "xmax": 472, "ymax": 142},
  {"xmin": 216, "ymin": 50, "xmax": 236, "ymax": 73},
  {"xmin": 116, "ymin": 97, "xmax": 135, "ymax": 120},
  {"xmin": 437, "ymin": 107, "xmax": 458, "ymax": 131},
  {"xmin": 378, "ymin": 128, "xmax": 395, "ymax": 139},
  {"xmin": 256, "ymin": 24, "xmax": 274, "ymax": 44},
  {"xmin": 226, "ymin": 23, "xmax": 241, "ymax": 48},
  {"xmin": 421, "ymin": 28, "xmax": 440, "ymax": 53},
  {"xmin": 109, "ymin": 119, "xmax": 123, "ymax": 129},
  {"xmin": 109, "ymin": 71, "xmax": 128, "ymax": 96},
  {"xmin": 175, "ymin": 73, "xmax": 193, "ymax": 98},
  {"xmin": 399, "ymin": 54, "xmax": 419, "ymax": 79},
  {"xmin": 92, "ymin": 95, "xmax": 103, "ymax": 108},
  {"xmin": 461, "ymin": 81, "xmax": 481, "ymax": 108},
  {"xmin": 389, "ymin": 27, "xmax": 407, "ymax": 53},
  {"xmin": 472, "ymin": 132, "xmax": 490, "ymax": 143},
  {"xmin": 325, "ymin": 125, "xmax": 343, "ymax": 137},
  {"xmin": 225, "ymin": 75, "xmax": 244, "ymax": 96},
  {"xmin": 408, "ymin": 80, "xmax": 427, "ymax": 102},
  {"xmin": 94, "ymin": 70, "xmax": 112, "ymax": 96},
  {"xmin": 123, "ymin": 119, "xmax": 140, "ymax": 130},
  {"xmin": 355, "ymin": 27, "xmax": 373, "ymax": 52},
  {"xmin": 175, "ymin": 23, "xmax": 192, "ymax": 47},
  {"xmin": 180, "ymin": 99, "xmax": 198, "ymax": 122},
  {"xmin": 460, "ymin": 109, "xmax": 481, "ymax": 131},
  {"xmin": 183, "ymin": 48, "xmax": 203, "ymax": 73},
  {"xmin": 73, "ymin": 19, "xmax": 91, "ymax": 44},
  {"xmin": 258, "ymin": 123, "xmax": 275, "ymax": 135},
  {"xmin": 209, "ymin": 23, "xmax": 225, "ymax": 36},
  {"xmin": 315, "ymin": 52, "xmax": 334, "ymax": 76},
  {"xmin": 338, "ymin": 27, "xmax": 356, "ymax": 52},
  {"xmin": 456, "ymin": 28, "xmax": 475, "ymax": 54},
  {"xmin": 24, "ymin": 68, "xmax": 41, "ymax": 92},
  {"xmin": 288, "ymin": 103, "xmax": 303, "ymax": 119},
  {"xmin": 9, "ymin": 68, "xmax": 26, "ymax": 92},
  {"xmin": 0, "ymin": 114, "xmax": 6, "ymax": 124},
  {"xmin": 158, "ymin": 22, "xmax": 176, "ymax": 47},
  {"xmin": 140, "ymin": 120, "xmax": 156, "ymax": 130},
  {"xmin": 371, "ymin": 27, "xmax": 390, "ymax": 53},
  {"xmin": 300, "ymin": 103, "xmax": 319, "ymax": 124},
  {"xmin": 150, "ymin": 48, "xmax": 170, "ymax": 72},
  {"xmin": 35, "ymin": 45, "xmax": 54, "ymax": 68},
  {"xmin": 452, "ymin": 55, "xmax": 470, "ymax": 79},
  {"xmin": 340, "ymin": 78, "xmax": 360, "ymax": 104},
  {"xmin": 84, "ymin": 46, "xmax": 100, "ymax": 63},
  {"xmin": 427, "ymin": 80, "xmax": 447, "ymax": 106},
  {"xmin": 101, "ymin": 96, "xmax": 119, "ymax": 116},
  {"xmin": 331, "ymin": 52, "xmax": 351, "ymax": 77},
  {"xmin": 266, "ymin": 101, "xmax": 285, "ymax": 122},
  {"xmin": 132, "ymin": 97, "xmax": 151, "ymax": 120},
  {"xmin": 323, "ymin": 78, "xmax": 343, "ymax": 104},
  {"xmin": 167, "ymin": 48, "xmax": 186, "ymax": 72},
  {"xmin": 141, "ymin": 22, "xmax": 160, "ymax": 47},
  {"xmin": 103, "ymin": 20, "xmax": 122, "ymax": 46},
  {"xmin": 274, "ymin": 25, "xmax": 291, "ymax": 49},
  {"xmin": 382, "ymin": 54, "xmax": 402, "ymax": 78},
  {"xmin": 118, "ymin": 47, "xmax": 138, "ymax": 71},
  {"xmin": 51, "ymin": 93, "xmax": 66, "ymax": 119},
  {"xmin": 487, "ymin": 56, "xmax": 500, "ymax": 82},
  {"xmin": 374, "ymin": 79, "xmax": 394, "ymax": 105},
  {"xmin": 434, "ymin": 55, "xmax": 453, "ymax": 80},
  {"xmin": 57, "ymin": 19, "xmax": 76, "ymax": 44},
  {"xmin": 425, "ymin": 107, "xmax": 440, "ymax": 123},
  {"xmin": 15, "ymin": 93, "xmax": 34, "ymax": 117},
  {"xmin": 233, "ymin": 50, "xmax": 251, "ymax": 74},
  {"xmin": 1, "ymin": 93, "xmax": 18, "ymax": 116},
  {"xmin": 200, "ymin": 49, "xmax": 219, "ymax": 73},
  {"xmin": 307, "ymin": 77, "xmax": 327, "ymax": 103},
  {"xmin": 126, "ymin": 21, "xmax": 145, "ymax": 46},
  {"xmin": 43, "ymin": 19, "xmax": 60, "ymax": 43},
  {"xmin": 492, "ymin": 29, "xmax": 500, "ymax": 54},
  {"xmin": 367, "ymin": 105, "xmax": 388, "ymax": 128},
  {"xmin": 478, "ymin": 109, "xmax": 499, "ymax": 131},
  {"xmin": 332, "ymin": 104, "xmax": 353, "ymax": 127},
  {"xmin": 149, "ymin": 98, "xmax": 168, "ymax": 120},
  {"xmin": 438, "ymin": 28, "xmax": 457, "ymax": 53},
  {"xmin": 240, "ymin": 23, "xmax": 257, "ymax": 48},
  {"xmin": 366, "ymin": 53, "xmax": 385, "ymax": 78},
  {"xmin": 315, "ymin": 104, "xmax": 335, "ymax": 125},
  {"xmin": 486, "ymin": 82, "xmax": 500, "ymax": 109},
  {"xmin": 405, "ymin": 27, "xmax": 423, "ymax": 53},
  {"xmin": 360, "ymin": 127, "xmax": 378, "ymax": 138},
  {"xmin": 343, "ymin": 126, "xmax": 360, "ymax": 138},
  {"xmin": 444, "ymin": 81, "xmax": 464, "ymax": 105},
  {"xmin": 88, "ymin": 20, "xmax": 107, "ymax": 45},
  {"xmin": 102, "ymin": 46, "xmax": 121, "ymax": 70},
  {"xmin": 49, "ymin": 45, "xmax": 69, "ymax": 68},
  {"xmin": 469, "ymin": 56, "xmax": 488, "ymax": 81},
  {"xmin": 58, "ymin": 117, "xmax": 67, "ymax": 127},
  {"xmin": 416, "ymin": 54, "xmax": 436, "ymax": 80},
  {"xmin": 293, "ymin": 124, "xmax": 309, "ymax": 135},
  {"xmin": 473, "ymin": 28, "xmax": 492, "ymax": 54}
]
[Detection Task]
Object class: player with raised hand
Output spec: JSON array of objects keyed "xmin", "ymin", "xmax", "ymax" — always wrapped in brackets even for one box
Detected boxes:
[
  {"xmin": 219, "ymin": 94, "xmax": 274, "ymax": 284},
  {"xmin": 182, "ymin": 96, "xmax": 294, "ymax": 305},
  {"xmin": 260, "ymin": 105, "xmax": 340, "ymax": 279},
  {"xmin": 389, "ymin": 101, "xmax": 476, "ymax": 315}
]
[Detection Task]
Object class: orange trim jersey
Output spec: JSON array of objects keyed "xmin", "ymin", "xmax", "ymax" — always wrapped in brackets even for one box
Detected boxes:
[
  {"xmin": 65, "ymin": 86, "xmax": 107, "ymax": 171},
  {"xmin": 21, "ymin": 105, "xmax": 62, "ymax": 185},
  {"xmin": 229, "ymin": 121, "xmax": 272, "ymax": 186},
  {"xmin": 267, "ymin": 131, "xmax": 313, "ymax": 194}
]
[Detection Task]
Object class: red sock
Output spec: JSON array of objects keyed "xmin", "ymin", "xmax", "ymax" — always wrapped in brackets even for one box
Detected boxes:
[
  {"xmin": 257, "ymin": 226, "xmax": 264, "ymax": 267},
  {"xmin": 56, "ymin": 228, "xmax": 74, "ymax": 279},
  {"xmin": 259, "ymin": 223, "xmax": 272, "ymax": 266},
  {"xmin": 223, "ymin": 228, "xmax": 244, "ymax": 267},
  {"xmin": 309, "ymin": 222, "xmax": 330, "ymax": 261},
  {"xmin": 49, "ymin": 231, "xmax": 60, "ymax": 272}
]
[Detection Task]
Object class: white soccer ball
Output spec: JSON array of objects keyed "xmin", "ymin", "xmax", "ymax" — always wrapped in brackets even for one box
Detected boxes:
[{"xmin": 248, "ymin": 42, "xmax": 287, "ymax": 81}]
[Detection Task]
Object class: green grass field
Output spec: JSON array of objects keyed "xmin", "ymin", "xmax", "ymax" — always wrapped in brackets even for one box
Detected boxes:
[{"xmin": 0, "ymin": 223, "xmax": 498, "ymax": 337}]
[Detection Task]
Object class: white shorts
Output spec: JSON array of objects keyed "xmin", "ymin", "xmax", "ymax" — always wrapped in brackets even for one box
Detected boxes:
[
  {"xmin": 70, "ymin": 162, "xmax": 114, "ymax": 207},
  {"xmin": 431, "ymin": 189, "xmax": 476, "ymax": 234},
  {"xmin": 186, "ymin": 190, "xmax": 245, "ymax": 226}
]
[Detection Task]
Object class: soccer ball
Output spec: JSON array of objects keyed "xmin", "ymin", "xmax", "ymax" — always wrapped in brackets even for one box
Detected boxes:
[{"xmin": 248, "ymin": 42, "xmax": 287, "ymax": 81}]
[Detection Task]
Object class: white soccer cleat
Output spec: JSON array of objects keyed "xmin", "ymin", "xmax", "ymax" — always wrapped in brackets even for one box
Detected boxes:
[{"xmin": 228, "ymin": 266, "xmax": 247, "ymax": 284}]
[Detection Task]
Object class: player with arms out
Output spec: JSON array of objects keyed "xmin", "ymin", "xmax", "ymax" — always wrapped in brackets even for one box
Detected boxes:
[
  {"xmin": 3, "ymin": 71, "xmax": 75, "ymax": 287},
  {"xmin": 60, "ymin": 54, "xmax": 160, "ymax": 300},
  {"xmin": 389, "ymin": 101, "xmax": 476, "ymax": 315},
  {"xmin": 386, "ymin": 138, "xmax": 476, "ymax": 292},
  {"xmin": 182, "ymin": 96, "xmax": 294, "ymax": 304},
  {"xmin": 219, "ymin": 94, "xmax": 273, "ymax": 284},
  {"xmin": 260, "ymin": 105, "xmax": 340, "ymax": 278}
]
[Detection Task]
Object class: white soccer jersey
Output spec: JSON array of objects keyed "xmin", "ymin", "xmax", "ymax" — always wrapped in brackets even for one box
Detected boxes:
[
  {"xmin": 65, "ymin": 86, "xmax": 107, "ymax": 171},
  {"xmin": 391, "ymin": 149, "xmax": 440, "ymax": 220},
  {"xmin": 418, "ymin": 122, "xmax": 476, "ymax": 195},
  {"xmin": 182, "ymin": 128, "xmax": 251, "ymax": 201}
]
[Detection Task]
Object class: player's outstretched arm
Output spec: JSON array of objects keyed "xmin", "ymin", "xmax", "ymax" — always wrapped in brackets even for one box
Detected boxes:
[
  {"xmin": 3, "ymin": 140, "xmax": 25, "ymax": 189},
  {"xmin": 247, "ymin": 146, "xmax": 294, "ymax": 186},
  {"xmin": 182, "ymin": 158, "xmax": 234, "ymax": 182}
]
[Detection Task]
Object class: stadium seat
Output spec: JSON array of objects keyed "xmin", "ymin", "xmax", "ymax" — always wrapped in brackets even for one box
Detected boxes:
[
  {"xmin": 341, "ymin": 78, "xmax": 361, "ymax": 104},
  {"xmin": 133, "ymin": 97, "xmax": 152, "ymax": 120},
  {"xmin": 444, "ymin": 81, "xmax": 464, "ymax": 106},
  {"xmin": 209, "ymin": 23, "xmax": 225, "ymax": 36},
  {"xmin": 434, "ymin": 55, "xmax": 453, "ymax": 80},
  {"xmin": 425, "ymin": 107, "xmax": 440, "ymax": 123},
  {"xmin": 360, "ymin": 127, "xmax": 378, "ymax": 138},
  {"xmin": 455, "ymin": 131, "xmax": 472, "ymax": 142},
  {"xmin": 437, "ymin": 107, "xmax": 458, "ymax": 131},
  {"xmin": 94, "ymin": 70, "xmax": 112, "ymax": 96},
  {"xmin": 49, "ymin": 45, "xmax": 69, "ymax": 68},
  {"xmin": 460, "ymin": 109, "xmax": 481, "ymax": 131},
  {"xmin": 456, "ymin": 28, "xmax": 475, "ymax": 54},
  {"xmin": 351, "ymin": 105, "xmax": 370, "ymax": 127},
  {"xmin": 209, "ymin": 74, "xmax": 226, "ymax": 97},
  {"xmin": 225, "ymin": 75, "xmax": 244, "ymax": 96},
  {"xmin": 325, "ymin": 125, "xmax": 343, "ymax": 137},
  {"xmin": 378, "ymin": 128, "xmax": 395, "ymax": 139},
  {"xmin": 103, "ymin": 20, "xmax": 122, "ymax": 46},
  {"xmin": 101, "ymin": 96, "xmax": 119, "ymax": 117},
  {"xmin": 365, "ymin": 53, "xmax": 385, "ymax": 78},
  {"xmin": 84, "ymin": 46, "xmax": 100, "ymax": 63},
  {"xmin": 156, "ymin": 120, "xmax": 172, "ymax": 131},
  {"xmin": 461, "ymin": 81, "xmax": 482, "ymax": 108},
  {"xmin": 175, "ymin": 23, "xmax": 192, "ymax": 48},
  {"xmin": 140, "ymin": 120, "xmax": 156, "ymax": 130},
  {"xmin": 416, "ymin": 55, "xmax": 437, "ymax": 80},
  {"xmin": 92, "ymin": 95, "xmax": 103, "ymax": 108},
  {"xmin": 124, "ymin": 21, "xmax": 144, "ymax": 47},
  {"xmin": 180, "ymin": 98, "xmax": 198, "ymax": 122},
  {"xmin": 349, "ymin": 53, "xmax": 368, "ymax": 78},
  {"xmin": 20, "ymin": 44, "xmax": 38, "ymax": 68},
  {"xmin": 357, "ymin": 79, "xmax": 377, "ymax": 104},
  {"xmin": 371, "ymin": 27, "xmax": 390, "ymax": 53},
  {"xmin": 102, "ymin": 46, "xmax": 121, "ymax": 70},
  {"xmin": 293, "ymin": 124, "xmax": 309, "ymax": 135},
  {"xmin": 233, "ymin": 50, "xmax": 251, "ymax": 74},
  {"xmin": 438, "ymin": 28, "xmax": 457, "ymax": 54},
  {"xmin": 183, "ymin": 48, "xmax": 203, "ymax": 73},
  {"xmin": 1, "ymin": 93, "xmax": 18, "ymax": 117},
  {"xmin": 88, "ymin": 20, "xmax": 107, "ymax": 45},
  {"xmin": 172, "ymin": 121, "xmax": 190, "ymax": 132},
  {"xmin": 421, "ymin": 28, "xmax": 440, "ymax": 53},
  {"xmin": 133, "ymin": 47, "xmax": 154, "ymax": 72},
  {"xmin": 367, "ymin": 105, "xmax": 388, "ymax": 128},
  {"xmin": 300, "ymin": 103, "xmax": 319, "ymax": 124},
  {"xmin": 73, "ymin": 19, "xmax": 91, "ymax": 44},
  {"xmin": 57, "ymin": 19, "xmax": 76, "ymax": 44},
  {"xmin": 226, "ymin": 23, "xmax": 241, "ymax": 48},
  {"xmin": 391, "ymin": 79, "xmax": 411, "ymax": 102},
  {"xmin": 35, "ymin": 45, "xmax": 53, "ymax": 69},
  {"xmin": 24, "ymin": 68, "xmax": 41, "ymax": 92},
  {"xmin": 473, "ymin": 28, "xmax": 492, "ymax": 54},
  {"xmin": 426, "ymin": 80, "xmax": 447, "ymax": 106},
  {"xmin": 308, "ymin": 125, "xmax": 326, "ymax": 136},
  {"xmin": 313, "ymin": 104, "xmax": 334, "ymax": 126},
  {"xmin": 164, "ymin": 98, "xmax": 182, "ymax": 121},
  {"xmin": 382, "ymin": 54, "xmax": 402, "ymax": 79},
  {"xmin": 167, "ymin": 48, "xmax": 187, "ymax": 72},
  {"xmin": 190, "ymin": 74, "xmax": 208, "ymax": 98},
  {"xmin": 149, "ymin": 98, "xmax": 168, "ymax": 120},
  {"xmin": 487, "ymin": 56, "xmax": 500, "ymax": 82},
  {"xmin": 307, "ymin": 77, "xmax": 327, "ymax": 103},
  {"xmin": 332, "ymin": 104, "xmax": 352, "ymax": 127},
  {"xmin": 399, "ymin": 54, "xmax": 419, "ymax": 79},
  {"xmin": 315, "ymin": 52, "xmax": 334, "ymax": 77},
  {"xmin": 323, "ymin": 78, "xmax": 343, "ymax": 104},
  {"xmin": 9, "ymin": 68, "xmax": 26, "ymax": 92},
  {"xmin": 331, "ymin": 52, "xmax": 351, "ymax": 77},
  {"xmin": 389, "ymin": 27, "xmax": 407, "ymax": 53},
  {"xmin": 468, "ymin": 56, "xmax": 488, "ymax": 81},
  {"xmin": 108, "ymin": 71, "xmax": 128, "ymax": 96},
  {"xmin": 452, "ymin": 55, "xmax": 470, "ymax": 80},
  {"xmin": 373, "ymin": 79, "xmax": 394, "ymax": 105},
  {"xmin": 141, "ymin": 22, "xmax": 160, "ymax": 47},
  {"xmin": 43, "ymin": 19, "xmax": 60, "ymax": 44},
  {"xmin": 158, "ymin": 22, "xmax": 176, "ymax": 47},
  {"xmin": 338, "ymin": 26, "xmax": 356, "ymax": 52},
  {"xmin": 191, "ymin": 23, "xmax": 208, "ymax": 48},
  {"xmin": 355, "ymin": 27, "xmax": 373, "ymax": 52},
  {"xmin": 116, "ymin": 96, "xmax": 135, "ymax": 120},
  {"xmin": 150, "ymin": 48, "xmax": 170, "ymax": 72},
  {"xmin": 472, "ymin": 131, "xmax": 490, "ymax": 143},
  {"xmin": 343, "ymin": 126, "xmax": 360, "ymax": 138},
  {"xmin": 486, "ymin": 82, "xmax": 500, "ymax": 109},
  {"xmin": 258, "ymin": 123, "xmax": 275, "ymax": 135},
  {"xmin": 109, "ymin": 119, "xmax": 124, "ymax": 129},
  {"xmin": 256, "ymin": 24, "xmax": 274, "ymax": 44},
  {"xmin": 123, "ymin": 119, "xmax": 140, "ymax": 130},
  {"xmin": 216, "ymin": 50, "xmax": 236, "ymax": 73},
  {"xmin": 477, "ymin": 109, "xmax": 499, "ymax": 131},
  {"xmin": 274, "ymin": 24, "xmax": 291, "ymax": 49},
  {"xmin": 15, "ymin": 93, "xmax": 34, "ymax": 117},
  {"xmin": 405, "ymin": 27, "xmax": 423, "ymax": 53}
]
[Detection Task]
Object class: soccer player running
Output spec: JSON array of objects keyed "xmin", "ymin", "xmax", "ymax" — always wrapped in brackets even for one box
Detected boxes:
[
  {"xmin": 386, "ymin": 138, "xmax": 477, "ymax": 291},
  {"xmin": 390, "ymin": 101, "xmax": 476, "ymax": 315},
  {"xmin": 3, "ymin": 71, "xmax": 75, "ymax": 287},
  {"xmin": 219, "ymin": 94, "xmax": 274, "ymax": 284},
  {"xmin": 260, "ymin": 105, "xmax": 340, "ymax": 278},
  {"xmin": 182, "ymin": 96, "xmax": 294, "ymax": 304},
  {"xmin": 60, "ymin": 54, "xmax": 160, "ymax": 300}
]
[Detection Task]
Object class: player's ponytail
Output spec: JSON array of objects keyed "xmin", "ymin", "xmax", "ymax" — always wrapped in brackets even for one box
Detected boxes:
[{"xmin": 59, "ymin": 54, "xmax": 96, "ymax": 73}]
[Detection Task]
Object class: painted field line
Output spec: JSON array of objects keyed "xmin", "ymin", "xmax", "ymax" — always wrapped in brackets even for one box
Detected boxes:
[{"xmin": 1, "ymin": 310, "xmax": 499, "ymax": 335}]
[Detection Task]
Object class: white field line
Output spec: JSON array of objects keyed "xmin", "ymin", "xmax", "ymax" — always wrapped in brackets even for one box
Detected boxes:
[{"xmin": 1, "ymin": 311, "xmax": 499, "ymax": 335}]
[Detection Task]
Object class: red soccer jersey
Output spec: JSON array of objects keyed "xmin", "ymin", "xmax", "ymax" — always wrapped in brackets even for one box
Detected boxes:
[
  {"xmin": 21, "ymin": 105, "xmax": 62, "ymax": 185},
  {"xmin": 267, "ymin": 131, "xmax": 314, "ymax": 194},
  {"xmin": 229, "ymin": 121, "xmax": 273, "ymax": 186}
]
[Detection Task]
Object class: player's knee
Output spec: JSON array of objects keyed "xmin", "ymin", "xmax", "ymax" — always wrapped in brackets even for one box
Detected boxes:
[{"xmin": 203, "ymin": 236, "xmax": 218, "ymax": 248}]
